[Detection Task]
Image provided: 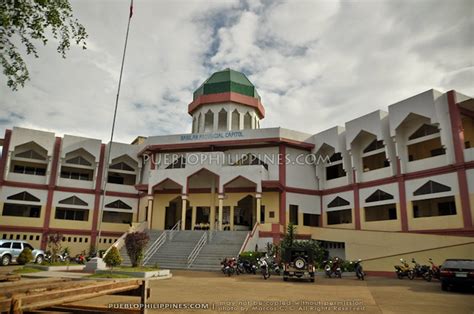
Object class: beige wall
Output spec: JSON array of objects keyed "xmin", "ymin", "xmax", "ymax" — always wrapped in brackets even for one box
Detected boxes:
[
  {"xmin": 407, "ymin": 195, "xmax": 464, "ymax": 230},
  {"xmin": 308, "ymin": 227, "xmax": 474, "ymax": 271},
  {"xmin": 360, "ymin": 203, "xmax": 402, "ymax": 231}
]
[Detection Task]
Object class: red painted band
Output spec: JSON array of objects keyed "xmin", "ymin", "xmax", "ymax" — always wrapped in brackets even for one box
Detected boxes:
[{"xmin": 188, "ymin": 92, "xmax": 265, "ymax": 118}]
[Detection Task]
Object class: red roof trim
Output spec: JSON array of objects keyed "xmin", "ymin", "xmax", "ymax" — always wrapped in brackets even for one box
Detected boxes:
[{"xmin": 188, "ymin": 92, "xmax": 265, "ymax": 118}]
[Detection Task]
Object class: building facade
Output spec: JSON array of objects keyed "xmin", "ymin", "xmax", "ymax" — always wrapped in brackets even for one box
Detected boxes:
[{"xmin": 1, "ymin": 69, "xmax": 473, "ymax": 269}]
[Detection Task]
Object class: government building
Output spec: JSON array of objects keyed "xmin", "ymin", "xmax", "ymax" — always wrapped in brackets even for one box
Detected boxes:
[{"xmin": 1, "ymin": 69, "xmax": 473, "ymax": 271}]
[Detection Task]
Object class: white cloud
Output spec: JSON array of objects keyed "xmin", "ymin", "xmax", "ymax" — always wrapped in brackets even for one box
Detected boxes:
[{"xmin": 0, "ymin": 0, "xmax": 472, "ymax": 143}]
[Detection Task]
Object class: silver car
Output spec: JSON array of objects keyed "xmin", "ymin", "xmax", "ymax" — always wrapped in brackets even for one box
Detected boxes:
[{"xmin": 0, "ymin": 240, "xmax": 45, "ymax": 265}]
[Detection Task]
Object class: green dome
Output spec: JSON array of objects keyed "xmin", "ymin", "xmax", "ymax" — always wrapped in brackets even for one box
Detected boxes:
[{"xmin": 193, "ymin": 68, "xmax": 260, "ymax": 100}]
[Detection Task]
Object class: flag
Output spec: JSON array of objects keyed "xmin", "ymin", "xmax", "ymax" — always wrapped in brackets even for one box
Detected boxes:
[{"xmin": 129, "ymin": 0, "xmax": 134, "ymax": 18}]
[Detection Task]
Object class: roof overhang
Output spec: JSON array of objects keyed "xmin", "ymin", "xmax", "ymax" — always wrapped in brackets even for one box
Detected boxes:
[{"xmin": 188, "ymin": 92, "xmax": 265, "ymax": 119}]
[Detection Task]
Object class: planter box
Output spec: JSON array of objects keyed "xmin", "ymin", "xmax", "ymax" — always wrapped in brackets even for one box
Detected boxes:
[
  {"xmin": 28, "ymin": 264, "xmax": 86, "ymax": 271},
  {"xmin": 95, "ymin": 269, "xmax": 171, "ymax": 279}
]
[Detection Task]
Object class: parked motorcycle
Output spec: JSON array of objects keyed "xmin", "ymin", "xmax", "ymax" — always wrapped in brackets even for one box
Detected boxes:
[
  {"xmin": 268, "ymin": 256, "xmax": 281, "ymax": 275},
  {"xmin": 243, "ymin": 260, "xmax": 257, "ymax": 274},
  {"xmin": 333, "ymin": 257, "xmax": 342, "ymax": 278},
  {"xmin": 323, "ymin": 260, "xmax": 333, "ymax": 278},
  {"xmin": 45, "ymin": 250, "xmax": 71, "ymax": 263},
  {"xmin": 411, "ymin": 258, "xmax": 432, "ymax": 281},
  {"xmin": 428, "ymin": 258, "xmax": 441, "ymax": 280},
  {"xmin": 323, "ymin": 258, "xmax": 342, "ymax": 278},
  {"xmin": 220, "ymin": 257, "xmax": 237, "ymax": 277},
  {"xmin": 351, "ymin": 259, "xmax": 365, "ymax": 280},
  {"xmin": 394, "ymin": 258, "xmax": 415, "ymax": 280},
  {"xmin": 258, "ymin": 257, "xmax": 270, "ymax": 280},
  {"xmin": 74, "ymin": 252, "xmax": 86, "ymax": 264}
]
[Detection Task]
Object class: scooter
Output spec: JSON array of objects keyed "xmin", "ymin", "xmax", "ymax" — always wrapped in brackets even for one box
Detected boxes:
[
  {"xmin": 332, "ymin": 257, "xmax": 342, "ymax": 278},
  {"xmin": 411, "ymin": 258, "xmax": 431, "ymax": 281},
  {"xmin": 323, "ymin": 260, "xmax": 333, "ymax": 278},
  {"xmin": 258, "ymin": 257, "xmax": 270, "ymax": 280},
  {"xmin": 74, "ymin": 252, "xmax": 86, "ymax": 264},
  {"xmin": 268, "ymin": 257, "xmax": 281, "ymax": 275},
  {"xmin": 394, "ymin": 258, "xmax": 415, "ymax": 280},
  {"xmin": 351, "ymin": 259, "xmax": 365, "ymax": 280},
  {"xmin": 428, "ymin": 258, "xmax": 440, "ymax": 280}
]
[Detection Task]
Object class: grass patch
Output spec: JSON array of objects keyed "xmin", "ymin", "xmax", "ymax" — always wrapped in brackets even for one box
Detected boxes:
[
  {"xmin": 13, "ymin": 267, "xmax": 42, "ymax": 274},
  {"xmin": 87, "ymin": 273, "xmax": 133, "ymax": 279},
  {"xmin": 115, "ymin": 266, "xmax": 160, "ymax": 272}
]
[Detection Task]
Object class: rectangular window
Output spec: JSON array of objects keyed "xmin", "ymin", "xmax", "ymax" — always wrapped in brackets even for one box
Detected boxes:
[
  {"xmin": 412, "ymin": 196, "xmax": 457, "ymax": 218},
  {"xmin": 2, "ymin": 203, "xmax": 41, "ymax": 218},
  {"xmin": 365, "ymin": 204, "xmax": 397, "ymax": 222},
  {"xmin": 362, "ymin": 152, "xmax": 389, "ymax": 172},
  {"xmin": 55, "ymin": 207, "xmax": 89, "ymax": 221},
  {"xmin": 102, "ymin": 211, "xmax": 133, "ymax": 224},
  {"xmin": 260, "ymin": 205, "xmax": 265, "ymax": 224},
  {"xmin": 107, "ymin": 172, "xmax": 136, "ymax": 185},
  {"xmin": 303, "ymin": 213, "xmax": 320, "ymax": 227},
  {"xmin": 408, "ymin": 137, "xmax": 445, "ymax": 161},
  {"xmin": 12, "ymin": 163, "xmax": 46, "ymax": 176},
  {"xmin": 269, "ymin": 211, "xmax": 275, "ymax": 218},
  {"xmin": 289, "ymin": 205, "xmax": 298, "ymax": 225},
  {"xmin": 327, "ymin": 209, "xmax": 352, "ymax": 225},
  {"xmin": 326, "ymin": 164, "xmax": 346, "ymax": 180},
  {"xmin": 60, "ymin": 166, "xmax": 93, "ymax": 181}
]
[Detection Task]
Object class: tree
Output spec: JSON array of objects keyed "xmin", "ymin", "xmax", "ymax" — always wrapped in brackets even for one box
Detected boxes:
[
  {"xmin": 17, "ymin": 247, "xmax": 33, "ymax": 265},
  {"xmin": 103, "ymin": 246, "xmax": 122, "ymax": 273},
  {"xmin": 47, "ymin": 232, "xmax": 63, "ymax": 263},
  {"xmin": 125, "ymin": 232, "xmax": 149, "ymax": 268},
  {"xmin": 0, "ymin": 0, "xmax": 87, "ymax": 90}
]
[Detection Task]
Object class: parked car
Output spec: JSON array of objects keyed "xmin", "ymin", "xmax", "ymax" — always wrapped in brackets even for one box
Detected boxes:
[
  {"xmin": 0, "ymin": 240, "xmax": 45, "ymax": 266},
  {"xmin": 440, "ymin": 259, "xmax": 474, "ymax": 291},
  {"xmin": 282, "ymin": 248, "xmax": 315, "ymax": 282}
]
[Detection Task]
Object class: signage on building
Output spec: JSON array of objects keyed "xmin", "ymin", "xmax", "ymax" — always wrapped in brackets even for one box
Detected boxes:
[{"xmin": 180, "ymin": 131, "xmax": 244, "ymax": 141}]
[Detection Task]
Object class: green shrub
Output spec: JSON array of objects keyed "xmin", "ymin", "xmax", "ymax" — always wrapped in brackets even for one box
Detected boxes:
[
  {"xmin": 17, "ymin": 248, "xmax": 33, "ymax": 265},
  {"xmin": 103, "ymin": 246, "xmax": 122, "ymax": 272},
  {"xmin": 125, "ymin": 232, "xmax": 149, "ymax": 267},
  {"xmin": 239, "ymin": 251, "xmax": 264, "ymax": 264},
  {"xmin": 280, "ymin": 223, "xmax": 328, "ymax": 266}
]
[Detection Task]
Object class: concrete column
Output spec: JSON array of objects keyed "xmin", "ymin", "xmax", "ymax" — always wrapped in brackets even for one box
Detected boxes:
[
  {"xmin": 256, "ymin": 193, "xmax": 262, "ymax": 224},
  {"xmin": 230, "ymin": 206, "xmax": 235, "ymax": 231},
  {"xmin": 210, "ymin": 178, "xmax": 216, "ymax": 230},
  {"xmin": 191, "ymin": 206, "xmax": 196, "ymax": 230},
  {"xmin": 181, "ymin": 195, "xmax": 187, "ymax": 230},
  {"xmin": 227, "ymin": 109, "xmax": 232, "ymax": 131},
  {"xmin": 213, "ymin": 109, "xmax": 219, "ymax": 132},
  {"xmin": 147, "ymin": 195, "xmax": 153, "ymax": 229},
  {"xmin": 218, "ymin": 195, "xmax": 224, "ymax": 231}
]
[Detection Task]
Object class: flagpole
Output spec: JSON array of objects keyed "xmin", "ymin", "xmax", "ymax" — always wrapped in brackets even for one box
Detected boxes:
[{"xmin": 95, "ymin": 0, "xmax": 134, "ymax": 255}]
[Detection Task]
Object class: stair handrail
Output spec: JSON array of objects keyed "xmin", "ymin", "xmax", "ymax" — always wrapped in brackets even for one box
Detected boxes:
[
  {"xmin": 187, "ymin": 232, "xmax": 207, "ymax": 268},
  {"xmin": 143, "ymin": 231, "xmax": 167, "ymax": 265},
  {"xmin": 208, "ymin": 229, "xmax": 216, "ymax": 242},
  {"xmin": 239, "ymin": 222, "xmax": 259, "ymax": 255},
  {"xmin": 103, "ymin": 221, "xmax": 147, "ymax": 258},
  {"xmin": 168, "ymin": 220, "xmax": 181, "ymax": 241}
]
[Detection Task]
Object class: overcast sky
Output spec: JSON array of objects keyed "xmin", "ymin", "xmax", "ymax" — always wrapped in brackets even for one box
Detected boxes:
[{"xmin": 1, "ymin": 0, "xmax": 473, "ymax": 144}]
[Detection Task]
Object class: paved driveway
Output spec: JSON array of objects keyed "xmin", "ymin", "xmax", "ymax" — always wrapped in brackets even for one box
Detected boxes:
[
  {"xmin": 54, "ymin": 270, "xmax": 474, "ymax": 313},
  {"xmin": 146, "ymin": 270, "xmax": 473, "ymax": 313}
]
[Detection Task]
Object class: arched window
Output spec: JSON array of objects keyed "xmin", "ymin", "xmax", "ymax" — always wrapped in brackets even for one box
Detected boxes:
[
  {"xmin": 218, "ymin": 109, "xmax": 227, "ymax": 131},
  {"xmin": 192, "ymin": 117, "xmax": 197, "ymax": 133},
  {"xmin": 244, "ymin": 112, "xmax": 252, "ymax": 129},
  {"xmin": 231, "ymin": 110, "xmax": 240, "ymax": 130},
  {"xmin": 198, "ymin": 113, "xmax": 203, "ymax": 133},
  {"xmin": 204, "ymin": 110, "xmax": 214, "ymax": 132}
]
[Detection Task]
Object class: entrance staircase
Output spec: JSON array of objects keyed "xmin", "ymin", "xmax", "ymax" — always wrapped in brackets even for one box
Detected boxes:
[
  {"xmin": 119, "ymin": 229, "xmax": 249, "ymax": 271},
  {"xmin": 189, "ymin": 231, "xmax": 248, "ymax": 271}
]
